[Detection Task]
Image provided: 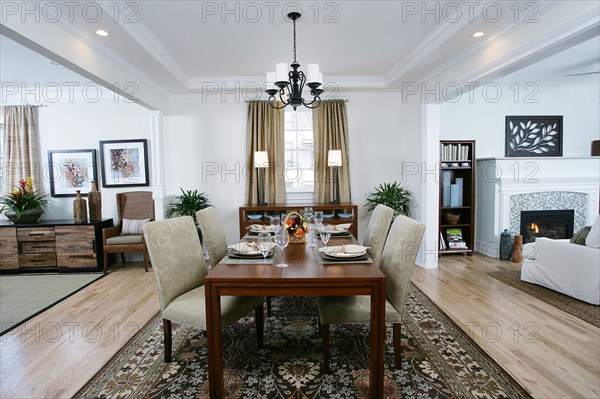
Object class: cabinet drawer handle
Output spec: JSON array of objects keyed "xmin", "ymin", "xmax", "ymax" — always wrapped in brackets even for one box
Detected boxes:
[
  {"xmin": 92, "ymin": 239, "xmax": 96, "ymax": 254},
  {"xmin": 28, "ymin": 232, "xmax": 47, "ymax": 236}
]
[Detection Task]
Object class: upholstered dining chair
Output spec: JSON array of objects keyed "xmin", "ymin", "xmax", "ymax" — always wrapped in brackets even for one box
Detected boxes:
[
  {"xmin": 102, "ymin": 191, "xmax": 155, "ymax": 272},
  {"xmin": 196, "ymin": 206, "xmax": 228, "ymax": 268},
  {"xmin": 143, "ymin": 216, "xmax": 264, "ymax": 362},
  {"xmin": 362, "ymin": 204, "xmax": 395, "ymax": 267},
  {"xmin": 317, "ymin": 215, "xmax": 425, "ymax": 370}
]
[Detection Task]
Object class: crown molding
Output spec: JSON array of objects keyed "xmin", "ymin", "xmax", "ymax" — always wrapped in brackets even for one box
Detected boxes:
[
  {"xmin": 384, "ymin": 2, "xmax": 487, "ymax": 86},
  {"xmin": 186, "ymin": 75, "xmax": 386, "ymax": 91},
  {"xmin": 98, "ymin": 1, "xmax": 190, "ymax": 87}
]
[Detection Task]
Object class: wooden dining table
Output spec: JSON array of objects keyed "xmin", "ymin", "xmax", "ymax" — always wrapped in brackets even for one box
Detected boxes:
[{"xmin": 204, "ymin": 236, "xmax": 387, "ymax": 398}]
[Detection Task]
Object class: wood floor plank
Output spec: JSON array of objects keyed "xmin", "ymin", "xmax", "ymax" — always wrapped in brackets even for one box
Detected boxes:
[{"xmin": 0, "ymin": 255, "xmax": 598, "ymax": 398}]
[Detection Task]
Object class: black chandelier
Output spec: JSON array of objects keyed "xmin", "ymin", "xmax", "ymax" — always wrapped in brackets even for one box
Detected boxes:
[{"xmin": 265, "ymin": 12, "xmax": 324, "ymax": 110}]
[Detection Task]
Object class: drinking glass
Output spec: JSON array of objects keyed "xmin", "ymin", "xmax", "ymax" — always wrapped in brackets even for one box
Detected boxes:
[
  {"xmin": 274, "ymin": 230, "xmax": 290, "ymax": 268},
  {"xmin": 304, "ymin": 207, "xmax": 314, "ymax": 218},
  {"xmin": 270, "ymin": 216, "xmax": 281, "ymax": 234},
  {"xmin": 306, "ymin": 216, "xmax": 317, "ymax": 248},
  {"xmin": 314, "ymin": 211, "xmax": 323, "ymax": 229},
  {"xmin": 257, "ymin": 232, "xmax": 272, "ymax": 264},
  {"xmin": 319, "ymin": 224, "xmax": 332, "ymax": 248}
]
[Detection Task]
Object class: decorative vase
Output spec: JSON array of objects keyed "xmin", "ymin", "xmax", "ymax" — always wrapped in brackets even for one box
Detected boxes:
[
  {"xmin": 88, "ymin": 181, "xmax": 102, "ymax": 222},
  {"xmin": 511, "ymin": 234, "xmax": 523, "ymax": 263},
  {"xmin": 73, "ymin": 190, "xmax": 88, "ymax": 224},
  {"xmin": 284, "ymin": 212, "xmax": 307, "ymax": 244},
  {"xmin": 5, "ymin": 208, "xmax": 44, "ymax": 224},
  {"xmin": 499, "ymin": 229, "xmax": 514, "ymax": 260}
]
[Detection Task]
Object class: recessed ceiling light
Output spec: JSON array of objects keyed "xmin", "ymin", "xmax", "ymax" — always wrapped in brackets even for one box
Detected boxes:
[
  {"xmin": 472, "ymin": 32, "xmax": 484, "ymax": 38},
  {"xmin": 48, "ymin": 60, "xmax": 60, "ymax": 66},
  {"xmin": 96, "ymin": 30, "xmax": 109, "ymax": 37}
]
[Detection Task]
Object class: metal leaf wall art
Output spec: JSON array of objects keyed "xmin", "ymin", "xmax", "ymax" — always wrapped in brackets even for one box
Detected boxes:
[{"xmin": 505, "ymin": 116, "xmax": 563, "ymax": 157}]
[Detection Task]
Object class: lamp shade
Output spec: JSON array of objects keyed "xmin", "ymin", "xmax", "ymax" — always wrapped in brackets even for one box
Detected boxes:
[
  {"xmin": 254, "ymin": 151, "xmax": 269, "ymax": 168},
  {"xmin": 327, "ymin": 150, "xmax": 342, "ymax": 167}
]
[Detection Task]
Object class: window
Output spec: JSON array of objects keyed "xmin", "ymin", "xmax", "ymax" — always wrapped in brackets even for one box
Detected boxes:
[
  {"xmin": 0, "ymin": 121, "xmax": 3, "ymax": 194},
  {"xmin": 284, "ymin": 107, "xmax": 313, "ymax": 201}
]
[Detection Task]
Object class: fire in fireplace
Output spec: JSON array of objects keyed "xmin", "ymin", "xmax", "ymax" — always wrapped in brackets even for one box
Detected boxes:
[{"xmin": 520, "ymin": 210, "xmax": 574, "ymax": 244}]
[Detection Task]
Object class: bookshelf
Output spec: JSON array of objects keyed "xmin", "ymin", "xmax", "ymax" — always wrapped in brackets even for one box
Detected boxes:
[{"xmin": 439, "ymin": 140, "xmax": 475, "ymax": 256}]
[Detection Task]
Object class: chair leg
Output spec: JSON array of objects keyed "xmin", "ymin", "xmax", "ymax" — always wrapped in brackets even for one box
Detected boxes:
[
  {"xmin": 255, "ymin": 304, "xmax": 264, "ymax": 348},
  {"xmin": 393, "ymin": 323, "xmax": 401, "ymax": 368},
  {"xmin": 143, "ymin": 251, "xmax": 149, "ymax": 272},
  {"xmin": 266, "ymin": 297, "xmax": 272, "ymax": 317},
  {"xmin": 103, "ymin": 253, "xmax": 108, "ymax": 273},
  {"xmin": 120, "ymin": 253, "xmax": 126, "ymax": 263},
  {"xmin": 163, "ymin": 319, "xmax": 172, "ymax": 363},
  {"xmin": 322, "ymin": 323, "xmax": 330, "ymax": 373}
]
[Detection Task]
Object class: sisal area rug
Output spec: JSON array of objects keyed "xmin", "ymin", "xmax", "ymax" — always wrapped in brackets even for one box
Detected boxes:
[
  {"xmin": 489, "ymin": 270, "xmax": 599, "ymax": 328},
  {"xmin": 76, "ymin": 285, "xmax": 531, "ymax": 398},
  {"xmin": 0, "ymin": 273, "xmax": 105, "ymax": 335}
]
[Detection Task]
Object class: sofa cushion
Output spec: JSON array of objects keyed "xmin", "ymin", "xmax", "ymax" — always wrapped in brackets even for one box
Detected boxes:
[
  {"xmin": 585, "ymin": 215, "xmax": 600, "ymax": 248},
  {"xmin": 122, "ymin": 218, "xmax": 152, "ymax": 235},
  {"xmin": 570, "ymin": 226, "xmax": 592, "ymax": 245}
]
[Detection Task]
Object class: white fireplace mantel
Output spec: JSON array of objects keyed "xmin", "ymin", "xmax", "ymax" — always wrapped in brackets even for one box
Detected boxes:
[{"xmin": 475, "ymin": 157, "xmax": 600, "ymax": 257}]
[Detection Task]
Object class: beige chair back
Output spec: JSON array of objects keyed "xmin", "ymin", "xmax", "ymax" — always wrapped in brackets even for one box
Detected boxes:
[
  {"xmin": 117, "ymin": 191, "xmax": 155, "ymax": 221},
  {"xmin": 379, "ymin": 215, "xmax": 426, "ymax": 315},
  {"xmin": 143, "ymin": 216, "xmax": 207, "ymax": 311},
  {"xmin": 363, "ymin": 204, "xmax": 395, "ymax": 267},
  {"xmin": 196, "ymin": 207, "xmax": 228, "ymax": 268}
]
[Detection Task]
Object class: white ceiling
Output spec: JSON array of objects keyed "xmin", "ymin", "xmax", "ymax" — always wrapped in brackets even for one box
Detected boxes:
[{"xmin": 1, "ymin": 1, "xmax": 599, "ymax": 96}]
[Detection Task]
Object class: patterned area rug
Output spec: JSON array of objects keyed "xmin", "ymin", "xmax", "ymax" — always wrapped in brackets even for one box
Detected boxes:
[
  {"xmin": 76, "ymin": 285, "xmax": 531, "ymax": 398},
  {"xmin": 489, "ymin": 270, "xmax": 599, "ymax": 328}
]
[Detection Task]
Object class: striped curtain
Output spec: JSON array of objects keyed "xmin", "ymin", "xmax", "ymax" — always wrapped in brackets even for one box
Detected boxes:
[{"xmin": 1, "ymin": 105, "xmax": 41, "ymax": 195}]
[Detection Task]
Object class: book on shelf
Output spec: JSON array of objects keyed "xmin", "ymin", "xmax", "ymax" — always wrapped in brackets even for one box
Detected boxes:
[
  {"xmin": 439, "ymin": 232, "xmax": 447, "ymax": 250},
  {"xmin": 446, "ymin": 227, "xmax": 468, "ymax": 249},
  {"xmin": 441, "ymin": 143, "xmax": 470, "ymax": 161}
]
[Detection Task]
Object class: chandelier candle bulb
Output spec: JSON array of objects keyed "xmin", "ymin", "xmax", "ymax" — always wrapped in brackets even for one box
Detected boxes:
[
  {"xmin": 275, "ymin": 63, "xmax": 288, "ymax": 82},
  {"xmin": 307, "ymin": 64, "xmax": 320, "ymax": 83},
  {"xmin": 266, "ymin": 72, "xmax": 276, "ymax": 89}
]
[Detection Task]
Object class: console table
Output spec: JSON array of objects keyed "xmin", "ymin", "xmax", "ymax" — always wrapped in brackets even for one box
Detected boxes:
[
  {"xmin": 0, "ymin": 219, "xmax": 113, "ymax": 273},
  {"xmin": 239, "ymin": 203, "xmax": 358, "ymax": 239}
]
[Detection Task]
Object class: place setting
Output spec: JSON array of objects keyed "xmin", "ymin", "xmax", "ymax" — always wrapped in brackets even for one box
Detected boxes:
[
  {"xmin": 318, "ymin": 243, "xmax": 371, "ymax": 264},
  {"xmin": 222, "ymin": 232, "xmax": 276, "ymax": 264}
]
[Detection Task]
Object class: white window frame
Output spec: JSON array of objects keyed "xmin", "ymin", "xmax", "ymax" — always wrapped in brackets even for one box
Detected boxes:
[{"xmin": 284, "ymin": 107, "xmax": 314, "ymax": 203}]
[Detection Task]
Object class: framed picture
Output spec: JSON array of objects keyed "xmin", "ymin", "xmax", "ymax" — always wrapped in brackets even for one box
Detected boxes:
[
  {"xmin": 48, "ymin": 149, "xmax": 98, "ymax": 197},
  {"xmin": 505, "ymin": 115, "xmax": 563, "ymax": 157},
  {"xmin": 100, "ymin": 139, "xmax": 149, "ymax": 188}
]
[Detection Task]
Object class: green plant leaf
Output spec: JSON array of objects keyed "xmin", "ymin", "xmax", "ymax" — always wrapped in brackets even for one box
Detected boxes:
[
  {"xmin": 364, "ymin": 181, "xmax": 411, "ymax": 217},
  {"xmin": 165, "ymin": 188, "xmax": 211, "ymax": 224}
]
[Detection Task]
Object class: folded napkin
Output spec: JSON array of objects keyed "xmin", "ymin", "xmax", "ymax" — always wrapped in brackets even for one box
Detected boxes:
[
  {"xmin": 320, "ymin": 223, "xmax": 352, "ymax": 232},
  {"xmin": 319, "ymin": 244, "xmax": 368, "ymax": 255},
  {"xmin": 246, "ymin": 224, "xmax": 274, "ymax": 233},
  {"xmin": 228, "ymin": 241, "xmax": 276, "ymax": 255}
]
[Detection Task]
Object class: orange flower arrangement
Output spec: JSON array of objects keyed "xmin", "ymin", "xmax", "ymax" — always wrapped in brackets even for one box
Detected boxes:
[{"xmin": 284, "ymin": 212, "xmax": 309, "ymax": 243}]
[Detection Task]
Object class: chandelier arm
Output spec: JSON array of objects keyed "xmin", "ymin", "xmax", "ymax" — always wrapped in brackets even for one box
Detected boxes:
[
  {"xmin": 301, "ymin": 97, "xmax": 322, "ymax": 109},
  {"xmin": 268, "ymin": 95, "xmax": 288, "ymax": 109}
]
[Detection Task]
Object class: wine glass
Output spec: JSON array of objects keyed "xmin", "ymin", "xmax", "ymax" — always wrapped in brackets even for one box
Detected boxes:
[
  {"xmin": 257, "ymin": 232, "xmax": 272, "ymax": 264},
  {"xmin": 314, "ymin": 211, "xmax": 323, "ymax": 229},
  {"xmin": 270, "ymin": 216, "xmax": 281, "ymax": 234},
  {"xmin": 304, "ymin": 207, "xmax": 314, "ymax": 218},
  {"xmin": 319, "ymin": 224, "xmax": 332, "ymax": 249},
  {"xmin": 274, "ymin": 229, "xmax": 289, "ymax": 268},
  {"xmin": 306, "ymin": 216, "xmax": 317, "ymax": 248}
]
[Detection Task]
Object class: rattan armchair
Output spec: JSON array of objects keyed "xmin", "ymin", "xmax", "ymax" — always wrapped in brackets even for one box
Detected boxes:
[{"xmin": 102, "ymin": 191, "xmax": 154, "ymax": 272}]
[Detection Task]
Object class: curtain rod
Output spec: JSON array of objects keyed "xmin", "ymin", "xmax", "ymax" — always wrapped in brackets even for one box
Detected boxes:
[{"xmin": 0, "ymin": 104, "xmax": 48, "ymax": 107}]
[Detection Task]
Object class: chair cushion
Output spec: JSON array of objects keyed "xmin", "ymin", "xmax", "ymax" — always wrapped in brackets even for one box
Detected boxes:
[
  {"xmin": 162, "ymin": 285, "xmax": 264, "ymax": 329},
  {"xmin": 122, "ymin": 218, "xmax": 152, "ymax": 235},
  {"xmin": 317, "ymin": 295, "xmax": 402, "ymax": 324},
  {"xmin": 106, "ymin": 234, "xmax": 143, "ymax": 245}
]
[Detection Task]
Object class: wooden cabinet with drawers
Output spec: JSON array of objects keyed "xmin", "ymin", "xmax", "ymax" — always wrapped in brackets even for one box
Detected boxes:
[{"xmin": 0, "ymin": 219, "xmax": 113, "ymax": 273}]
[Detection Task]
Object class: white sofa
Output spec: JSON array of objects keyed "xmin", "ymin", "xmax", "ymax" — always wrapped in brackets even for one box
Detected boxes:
[{"xmin": 521, "ymin": 237, "xmax": 600, "ymax": 305}]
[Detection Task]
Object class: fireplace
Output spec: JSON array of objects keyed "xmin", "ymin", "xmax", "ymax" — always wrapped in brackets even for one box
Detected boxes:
[{"xmin": 520, "ymin": 210, "xmax": 574, "ymax": 244}]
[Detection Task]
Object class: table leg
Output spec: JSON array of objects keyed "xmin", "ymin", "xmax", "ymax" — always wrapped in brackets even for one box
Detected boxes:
[
  {"xmin": 369, "ymin": 281, "xmax": 386, "ymax": 399},
  {"xmin": 206, "ymin": 282, "xmax": 223, "ymax": 399}
]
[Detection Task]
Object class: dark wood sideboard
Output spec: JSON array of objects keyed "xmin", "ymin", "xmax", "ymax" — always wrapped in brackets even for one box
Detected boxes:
[
  {"xmin": 239, "ymin": 203, "xmax": 358, "ymax": 239},
  {"xmin": 0, "ymin": 219, "xmax": 113, "ymax": 273}
]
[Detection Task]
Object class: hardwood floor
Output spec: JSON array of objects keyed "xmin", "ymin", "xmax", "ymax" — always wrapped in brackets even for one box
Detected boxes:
[{"xmin": 0, "ymin": 256, "xmax": 598, "ymax": 398}]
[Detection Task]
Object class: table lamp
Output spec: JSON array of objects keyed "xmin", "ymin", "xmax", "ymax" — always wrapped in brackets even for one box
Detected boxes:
[
  {"xmin": 254, "ymin": 151, "xmax": 269, "ymax": 206},
  {"xmin": 328, "ymin": 150, "xmax": 342, "ymax": 205}
]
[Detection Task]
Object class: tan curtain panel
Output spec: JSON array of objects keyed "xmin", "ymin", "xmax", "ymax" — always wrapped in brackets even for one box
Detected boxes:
[
  {"xmin": 245, "ymin": 101, "xmax": 285, "ymax": 205},
  {"xmin": 313, "ymin": 100, "xmax": 351, "ymax": 203},
  {"xmin": 1, "ymin": 105, "xmax": 41, "ymax": 195}
]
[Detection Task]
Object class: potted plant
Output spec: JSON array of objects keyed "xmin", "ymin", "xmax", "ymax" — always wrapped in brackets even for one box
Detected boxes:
[
  {"xmin": 0, "ymin": 177, "xmax": 49, "ymax": 224},
  {"xmin": 364, "ymin": 181, "xmax": 412, "ymax": 217},
  {"xmin": 165, "ymin": 188, "xmax": 211, "ymax": 225}
]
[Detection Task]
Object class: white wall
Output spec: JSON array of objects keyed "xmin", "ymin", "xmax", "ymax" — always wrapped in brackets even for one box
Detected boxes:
[
  {"xmin": 164, "ymin": 94, "xmax": 414, "ymax": 243},
  {"xmin": 8, "ymin": 96, "xmax": 154, "ymax": 223},
  {"xmin": 439, "ymin": 85, "xmax": 600, "ymax": 158}
]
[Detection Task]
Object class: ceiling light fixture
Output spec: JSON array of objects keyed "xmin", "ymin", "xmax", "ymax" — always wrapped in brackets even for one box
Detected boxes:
[
  {"xmin": 265, "ymin": 12, "xmax": 324, "ymax": 110},
  {"xmin": 96, "ymin": 30, "xmax": 109, "ymax": 37},
  {"xmin": 472, "ymin": 32, "xmax": 484, "ymax": 38}
]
